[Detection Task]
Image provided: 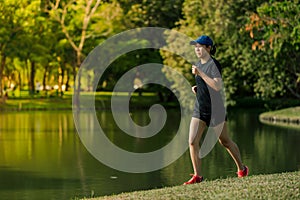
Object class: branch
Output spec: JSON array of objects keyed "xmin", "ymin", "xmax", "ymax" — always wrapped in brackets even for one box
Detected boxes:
[
  {"xmin": 78, "ymin": 0, "xmax": 101, "ymax": 52},
  {"xmin": 49, "ymin": 0, "xmax": 61, "ymax": 10},
  {"xmin": 48, "ymin": 0, "xmax": 79, "ymax": 52},
  {"xmin": 48, "ymin": 0, "xmax": 101, "ymax": 64},
  {"xmin": 54, "ymin": 0, "xmax": 61, "ymax": 10},
  {"xmin": 60, "ymin": 1, "xmax": 79, "ymax": 52},
  {"xmin": 89, "ymin": 0, "xmax": 102, "ymax": 19},
  {"xmin": 287, "ymin": 86, "xmax": 300, "ymax": 99}
]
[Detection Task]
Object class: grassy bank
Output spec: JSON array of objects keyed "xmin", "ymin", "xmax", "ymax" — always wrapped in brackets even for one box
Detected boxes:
[
  {"xmin": 82, "ymin": 171, "xmax": 300, "ymax": 200},
  {"xmin": 0, "ymin": 92, "xmax": 176, "ymax": 111},
  {"xmin": 0, "ymin": 97, "xmax": 73, "ymax": 111},
  {"xmin": 259, "ymin": 106, "xmax": 300, "ymax": 128},
  {"xmin": 1, "ymin": 93, "xmax": 299, "ymax": 111}
]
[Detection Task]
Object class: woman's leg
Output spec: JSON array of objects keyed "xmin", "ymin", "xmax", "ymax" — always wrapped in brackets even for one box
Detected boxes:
[
  {"xmin": 216, "ymin": 122, "xmax": 244, "ymax": 171},
  {"xmin": 188, "ymin": 117, "xmax": 207, "ymax": 176}
]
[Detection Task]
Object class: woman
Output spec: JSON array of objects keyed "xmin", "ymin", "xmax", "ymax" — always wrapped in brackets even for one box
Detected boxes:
[{"xmin": 184, "ymin": 35, "xmax": 248, "ymax": 185}]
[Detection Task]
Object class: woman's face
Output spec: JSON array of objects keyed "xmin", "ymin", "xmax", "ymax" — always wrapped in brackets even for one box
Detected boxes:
[{"xmin": 194, "ymin": 43, "xmax": 210, "ymax": 58}]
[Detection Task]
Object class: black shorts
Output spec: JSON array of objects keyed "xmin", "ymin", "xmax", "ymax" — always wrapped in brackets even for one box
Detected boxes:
[{"xmin": 192, "ymin": 100, "xmax": 226, "ymax": 127}]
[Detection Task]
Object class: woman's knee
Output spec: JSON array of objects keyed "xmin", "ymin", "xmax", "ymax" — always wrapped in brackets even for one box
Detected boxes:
[
  {"xmin": 188, "ymin": 118, "xmax": 206, "ymax": 148},
  {"xmin": 189, "ymin": 138, "xmax": 199, "ymax": 147}
]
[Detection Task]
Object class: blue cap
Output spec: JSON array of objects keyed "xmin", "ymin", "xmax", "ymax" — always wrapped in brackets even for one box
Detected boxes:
[{"xmin": 190, "ymin": 35, "xmax": 213, "ymax": 46}]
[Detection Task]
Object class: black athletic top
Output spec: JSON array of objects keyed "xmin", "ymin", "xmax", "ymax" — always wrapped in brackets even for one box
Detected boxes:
[{"xmin": 195, "ymin": 57, "xmax": 225, "ymax": 115}]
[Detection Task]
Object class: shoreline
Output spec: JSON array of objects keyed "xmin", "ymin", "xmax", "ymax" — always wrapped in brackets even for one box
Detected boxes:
[{"xmin": 2, "ymin": 97, "xmax": 300, "ymax": 129}]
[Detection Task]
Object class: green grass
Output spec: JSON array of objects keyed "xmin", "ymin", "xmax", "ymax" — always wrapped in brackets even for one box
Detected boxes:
[
  {"xmin": 260, "ymin": 106, "xmax": 300, "ymax": 118},
  {"xmin": 0, "ymin": 91, "xmax": 175, "ymax": 111},
  {"xmin": 82, "ymin": 171, "xmax": 299, "ymax": 200},
  {"xmin": 259, "ymin": 107, "xmax": 300, "ymax": 128},
  {"xmin": 0, "ymin": 97, "xmax": 73, "ymax": 110}
]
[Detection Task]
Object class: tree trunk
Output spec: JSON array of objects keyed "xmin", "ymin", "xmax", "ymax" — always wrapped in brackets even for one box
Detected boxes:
[
  {"xmin": 18, "ymin": 70, "xmax": 21, "ymax": 93},
  {"xmin": 43, "ymin": 65, "xmax": 48, "ymax": 91},
  {"xmin": 72, "ymin": 62, "xmax": 79, "ymax": 108},
  {"xmin": 65, "ymin": 68, "xmax": 70, "ymax": 92},
  {"xmin": 0, "ymin": 53, "xmax": 6, "ymax": 97},
  {"xmin": 74, "ymin": 67, "xmax": 81, "ymax": 108},
  {"xmin": 29, "ymin": 61, "xmax": 35, "ymax": 95},
  {"xmin": 73, "ymin": 51, "xmax": 82, "ymax": 109},
  {"xmin": 59, "ymin": 66, "xmax": 65, "ymax": 97}
]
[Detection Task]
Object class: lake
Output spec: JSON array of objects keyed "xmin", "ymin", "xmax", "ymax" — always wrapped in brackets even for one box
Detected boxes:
[{"xmin": 0, "ymin": 109, "xmax": 299, "ymax": 199}]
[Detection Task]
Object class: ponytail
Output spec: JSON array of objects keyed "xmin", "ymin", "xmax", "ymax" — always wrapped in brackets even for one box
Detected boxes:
[{"xmin": 210, "ymin": 44, "xmax": 217, "ymax": 56}]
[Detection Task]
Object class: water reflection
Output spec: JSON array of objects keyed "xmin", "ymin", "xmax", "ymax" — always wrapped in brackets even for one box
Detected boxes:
[{"xmin": 0, "ymin": 110, "xmax": 299, "ymax": 199}]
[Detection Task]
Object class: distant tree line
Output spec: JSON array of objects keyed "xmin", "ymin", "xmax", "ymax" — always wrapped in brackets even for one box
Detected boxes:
[{"xmin": 0, "ymin": 0, "xmax": 299, "ymax": 103}]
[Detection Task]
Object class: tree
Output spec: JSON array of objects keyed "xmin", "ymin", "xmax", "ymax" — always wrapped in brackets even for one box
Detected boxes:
[
  {"xmin": 117, "ymin": 0, "xmax": 184, "ymax": 28},
  {"xmin": 47, "ymin": 0, "xmax": 124, "ymax": 105},
  {"xmin": 0, "ymin": 1, "xmax": 24, "ymax": 97},
  {"xmin": 0, "ymin": 0, "xmax": 58, "ymax": 97},
  {"xmin": 102, "ymin": 0, "xmax": 185, "ymax": 100},
  {"xmin": 162, "ymin": 0, "xmax": 246, "ymax": 105},
  {"xmin": 16, "ymin": 1, "xmax": 54, "ymax": 95},
  {"xmin": 245, "ymin": 0, "xmax": 300, "ymax": 99},
  {"xmin": 162, "ymin": 0, "xmax": 280, "ymax": 105}
]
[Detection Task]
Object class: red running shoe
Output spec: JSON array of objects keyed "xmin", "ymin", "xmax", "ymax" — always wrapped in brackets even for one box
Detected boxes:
[
  {"xmin": 237, "ymin": 166, "xmax": 249, "ymax": 178},
  {"xmin": 183, "ymin": 174, "xmax": 203, "ymax": 185}
]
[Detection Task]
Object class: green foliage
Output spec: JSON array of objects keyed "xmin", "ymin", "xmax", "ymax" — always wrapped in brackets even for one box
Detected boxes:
[
  {"xmin": 117, "ymin": 0, "xmax": 184, "ymax": 28},
  {"xmin": 1, "ymin": 0, "xmax": 299, "ymax": 102},
  {"xmin": 162, "ymin": 0, "xmax": 300, "ymax": 106},
  {"xmin": 163, "ymin": 0, "xmax": 266, "ymax": 105},
  {"xmin": 0, "ymin": 0, "xmax": 49, "ymax": 94},
  {"xmin": 0, "ymin": 0, "xmax": 125, "ymax": 97},
  {"xmin": 246, "ymin": 0, "xmax": 300, "ymax": 99}
]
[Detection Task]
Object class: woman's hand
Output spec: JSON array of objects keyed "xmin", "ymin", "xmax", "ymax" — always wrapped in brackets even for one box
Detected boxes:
[
  {"xmin": 192, "ymin": 65, "xmax": 199, "ymax": 75},
  {"xmin": 192, "ymin": 86, "xmax": 197, "ymax": 94}
]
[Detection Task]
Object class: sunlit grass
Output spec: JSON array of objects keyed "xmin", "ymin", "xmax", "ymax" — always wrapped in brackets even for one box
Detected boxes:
[
  {"xmin": 259, "ymin": 106, "xmax": 300, "ymax": 129},
  {"xmin": 82, "ymin": 171, "xmax": 300, "ymax": 200},
  {"xmin": 265, "ymin": 107, "xmax": 300, "ymax": 117},
  {"xmin": 0, "ymin": 91, "xmax": 168, "ymax": 110},
  {"xmin": 260, "ymin": 107, "xmax": 300, "ymax": 120}
]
